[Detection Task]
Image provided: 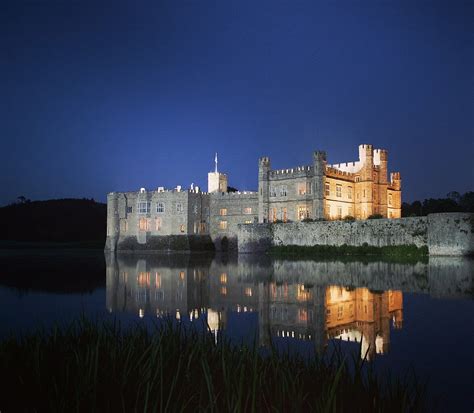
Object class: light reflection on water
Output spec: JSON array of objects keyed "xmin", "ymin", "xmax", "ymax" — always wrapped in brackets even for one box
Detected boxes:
[{"xmin": 0, "ymin": 251, "xmax": 473, "ymax": 409}]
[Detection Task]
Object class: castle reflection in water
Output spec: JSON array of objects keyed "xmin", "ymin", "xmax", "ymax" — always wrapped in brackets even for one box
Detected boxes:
[{"xmin": 106, "ymin": 254, "xmax": 472, "ymax": 360}]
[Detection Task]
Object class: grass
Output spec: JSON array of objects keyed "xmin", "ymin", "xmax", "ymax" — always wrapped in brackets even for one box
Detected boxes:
[
  {"xmin": 270, "ymin": 243, "xmax": 429, "ymax": 262},
  {"xmin": 0, "ymin": 317, "xmax": 426, "ymax": 412}
]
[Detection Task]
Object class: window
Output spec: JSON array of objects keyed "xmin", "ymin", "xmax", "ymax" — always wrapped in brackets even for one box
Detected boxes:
[
  {"xmin": 179, "ymin": 224, "xmax": 185, "ymax": 233},
  {"xmin": 348, "ymin": 186, "xmax": 352, "ymax": 199},
  {"xmin": 219, "ymin": 208, "xmax": 227, "ymax": 216},
  {"xmin": 137, "ymin": 272, "xmax": 150, "ymax": 287},
  {"xmin": 280, "ymin": 186, "xmax": 287, "ymax": 196},
  {"xmin": 200, "ymin": 222, "xmax": 207, "ymax": 232},
  {"xmin": 270, "ymin": 186, "xmax": 276, "ymax": 197},
  {"xmin": 220, "ymin": 273, "xmax": 227, "ymax": 284},
  {"xmin": 155, "ymin": 217, "xmax": 162, "ymax": 231},
  {"xmin": 388, "ymin": 193, "xmax": 393, "ymax": 206},
  {"xmin": 127, "ymin": 206, "xmax": 133, "ymax": 213},
  {"xmin": 298, "ymin": 206, "xmax": 309, "ymax": 220},
  {"xmin": 271, "ymin": 207, "xmax": 277, "ymax": 222},
  {"xmin": 156, "ymin": 202, "xmax": 165, "ymax": 213},
  {"xmin": 306, "ymin": 182, "xmax": 312, "ymax": 195},
  {"xmin": 244, "ymin": 220, "xmax": 252, "ymax": 224},
  {"xmin": 325, "ymin": 183, "xmax": 330, "ymax": 196},
  {"xmin": 245, "ymin": 287, "xmax": 253, "ymax": 297},
  {"xmin": 281, "ymin": 207, "xmax": 287, "ymax": 222},
  {"xmin": 193, "ymin": 205, "xmax": 198, "ymax": 214},
  {"xmin": 219, "ymin": 221, "xmax": 227, "ymax": 230},
  {"xmin": 336, "ymin": 185, "xmax": 342, "ymax": 198},
  {"xmin": 138, "ymin": 202, "xmax": 150, "ymax": 213},
  {"xmin": 337, "ymin": 207, "xmax": 342, "ymax": 219},
  {"xmin": 121, "ymin": 220, "xmax": 128, "ymax": 232},
  {"xmin": 298, "ymin": 182, "xmax": 306, "ymax": 195},
  {"xmin": 363, "ymin": 189, "xmax": 366, "ymax": 198},
  {"xmin": 139, "ymin": 218, "xmax": 150, "ymax": 231},
  {"xmin": 176, "ymin": 203, "xmax": 183, "ymax": 213},
  {"xmin": 220, "ymin": 286, "xmax": 227, "ymax": 295},
  {"xmin": 355, "ymin": 176, "xmax": 361, "ymax": 182},
  {"xmin": 243, "ymin": 207, "xmax": 252, "ymax": 214},
  {"xmin": 155, "ymin": 272, "xmax": 162, "ymax": 288}
]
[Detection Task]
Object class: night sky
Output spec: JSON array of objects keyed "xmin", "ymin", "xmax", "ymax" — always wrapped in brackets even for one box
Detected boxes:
[{"xmin": 1, "ymin": 0, "xmax": 472, "ymax": 205}]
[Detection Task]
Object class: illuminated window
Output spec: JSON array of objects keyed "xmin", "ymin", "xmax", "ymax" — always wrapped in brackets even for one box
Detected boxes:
[
  {"xmin": 155, "ymin": 272, "xmax": 161, "ymax": 288},
  {"xmin": 336, "ymin": 185, "xmax": 342, "ymax": 198},
  {"xmin": 298, "ymin": 206, "xmax": 309, "ymax": 220},
  {"xmin": 220, "ymin": 273, "xmax": 227, "ymax": 284},
  {"xmin": 200, "ymin": 222, "xmax": 206, "ymax": 232},
  {"xmin": 280, "ymin": 186, "xmax": 287, "ymax": 196},
  {"xmin": 298, "ymin": 183, "xmax": 306, "ymax": 195},
  {"xmin": 139, "ymin": 218, "xmax": 150, "ymax": 231},
  {"xmin": 179, "ymin": 224, "xmax": 185, "ymax": 233},
  {"xmin": 325, "ymin": 183, "xmax": 330, "ymax": 196},
  {"xmin": 219, "ymin": 208, "xmax": 227, "ymax": 216},
  {"xmin": 176, "ymin": 203, "xmax": 183, "ymax": 213},
  {"xmin": 137, "ymin": 272, "xmax": 150, "ymax": 287},
  {"xmin": 220, "ymin": 286, "xmax": 227, "ymax": 295},
  {"xmin": 127, "ymin": 206, "xmax": 133, "ymax": 213},
  {"xmin": 121, "ymin": 220, "xmax": 128, "ymax": 232},
  {"xmin": 281, "ymin": 207, "xmax": 287, "ymax": 222},
  {"xmin": 298, "ymin": 308, "xmax": 308, "ymax": 322},
  {"xmin": 245, "ymin": 287, "xmax": 253, "ymax": 297},
  {"xmin": 388, "ymin": 193, "xmax": 393, "ymax": 205},
  {"xmin": 155, "ymin": 217, "xmax": 162, "ymax": 231},
  {"xmin": 348, "ymin": 186, "xmax": 352, "ymax": 199},
  {"xmin": 157, "ymin": 202, "xmax": 165, "ymax": 213},
  {"xmin": 244, "ymin": 220, "xmax": 252, "ymax": 224},
  {"xmin": 243, "ymin": 207, "xmax": 252, "ymax": 214},
  {"xmin": 297, "ymin": 285, "xmax": 312, "ymax": 301},
  {"xmin": 138, "ymin": 202, "xmax": 150, "ymax": 213},
  {"xmin": 219, "ymin": 221, "xmax": 227, "ymax": 230},
  {"xmin": 271, "ymin": 207, "xmax": 277, "ymax": 222},
  {"xmin": 179, "ymin": 271, "xmax": 185, "ymax": 280}
]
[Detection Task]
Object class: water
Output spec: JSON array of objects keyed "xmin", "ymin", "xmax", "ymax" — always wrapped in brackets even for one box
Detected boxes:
[{"xmin": 0, "ymin": 250, "xmax": 473, "ymax": 410}]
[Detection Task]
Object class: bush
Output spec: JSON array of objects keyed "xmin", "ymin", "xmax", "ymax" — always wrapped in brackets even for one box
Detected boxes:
[
  {"xmin": 343, "ymin": 215, "xmax": 355, "ymax": 221},
  {"xmin": 368, "ymin": 214, "xmax": 384, "ymax": 219}
]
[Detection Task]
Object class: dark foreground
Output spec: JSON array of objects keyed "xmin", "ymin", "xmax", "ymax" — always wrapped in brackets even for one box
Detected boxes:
[{"xmin": 0, "ymin": 318, "xmax": 425, "ymax": 412}]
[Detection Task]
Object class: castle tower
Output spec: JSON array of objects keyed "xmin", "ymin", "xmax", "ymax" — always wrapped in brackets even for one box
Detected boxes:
[
  {"xmin": 258, "ymin": 156, "xmax": 271, "ymax": 223},
  {"xmin": 312, "ymin": 150, "xmax": 326, "ymax": 220},
  {"xmin": 357, "ymin": 144, "xmax": 374, "ymax": 218},
  {"xmin": 373, "ymin": 149, "xmax": 388, "ymax": 216},
  {"xmin": 105, "ymin": 192, "xmax": 119, "ymax": 251},
  {"xmin": 207, "ymin": 153, "xmax": 228, "ymax": 193}
]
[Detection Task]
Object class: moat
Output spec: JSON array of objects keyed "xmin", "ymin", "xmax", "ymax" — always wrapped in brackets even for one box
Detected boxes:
[{"xmin": 0, "ymin": 250, "xmax": 472, "ymax": 410}]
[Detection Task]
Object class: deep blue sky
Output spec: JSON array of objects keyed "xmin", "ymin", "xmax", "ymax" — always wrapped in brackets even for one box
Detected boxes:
[{"xmin": 1, "ymin": 0, "xmax": 472, "ymax": 205}]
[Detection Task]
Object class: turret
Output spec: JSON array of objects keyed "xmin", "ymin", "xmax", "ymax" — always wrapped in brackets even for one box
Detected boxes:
[
  {"xmin": 390, "ymin": 172, "xmax": 401, "ymax": 190},
  {"xmin": 258, "ymin": 157, "xmax": 271, "ymax": 223},
  {"xmin": 373, "ymin": 149, "xmax": 388, "ymax": 184},
  {"xmin": 208, "ymin": 153, "xmax": 228, "ymax": 193},
  {"xmin": 105, "ymin": 192, "xmax": 119, "ymax": 251},
  {"xmin": 312, "ymin": 151, "xmax": 326, "ymax": 220},
  {"xmin": 358, "ymin": 144, "xmax": 374, "ymax": 181}
]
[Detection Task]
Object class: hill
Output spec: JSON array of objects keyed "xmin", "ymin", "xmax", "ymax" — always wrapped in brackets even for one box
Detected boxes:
[{"xmin": 0, "ymin": 199, "xmax": 106, "ymax": 244}]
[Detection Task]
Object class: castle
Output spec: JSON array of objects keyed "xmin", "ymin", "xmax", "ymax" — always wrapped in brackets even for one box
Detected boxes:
[{"xmin": 106, "ymin": 144, "xmax": 402, "ymax": 251}]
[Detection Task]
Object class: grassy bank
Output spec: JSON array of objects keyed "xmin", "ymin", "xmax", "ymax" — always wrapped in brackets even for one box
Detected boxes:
[
  {"xmin": 0, "ymin": 319, "xmax": 426, "ymax": 412},
  {"xmin": 270, "ymin": 243, "xmax": 429, "ymax": 261}
]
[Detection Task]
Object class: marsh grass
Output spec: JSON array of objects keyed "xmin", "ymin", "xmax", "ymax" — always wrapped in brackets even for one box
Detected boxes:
[
  {"xmin": 271, "ymin": 244, "xmax": 429, "ymax": 263},
  {"xmin": 0, "ymin": 317, "xmax": 426, "ymax": 412}
]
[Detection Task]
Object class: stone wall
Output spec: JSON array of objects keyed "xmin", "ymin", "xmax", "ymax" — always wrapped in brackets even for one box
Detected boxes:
[
  {"xmin": 427, "ymin": 213, "xmax": 474, "ymax": 256},
  {"xmin": 238, "ymin": 213, "xmax": 474, "ymax": 256}
]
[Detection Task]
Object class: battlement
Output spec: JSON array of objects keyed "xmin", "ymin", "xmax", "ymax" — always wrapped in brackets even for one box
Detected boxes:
[
  {"xmin": 325, "ymin": 166, "xmax": 356, "ymax": 180},
  {"xmin": 391, "ymin": 172, "xmax": 401, "ymax": 181},
  {"xmin": 210, "ymin": 191, "xmax": 258, "ymax": 199},
  {"xmin": 269, "ymin": 165, "xmax": 313, "ymax": 179},
  {"xmin": 259, "ymin": 156, "xmax": 271, "ymax": 166}
]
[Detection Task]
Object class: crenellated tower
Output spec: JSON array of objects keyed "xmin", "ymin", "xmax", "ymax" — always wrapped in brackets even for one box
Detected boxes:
[
  {"xmin": 312, "ymin": 150, "xmax": 326, "ymax": 220},
  {"xmin": 258, "ymin": 156, "xmax": 271, "ymax": 223}
]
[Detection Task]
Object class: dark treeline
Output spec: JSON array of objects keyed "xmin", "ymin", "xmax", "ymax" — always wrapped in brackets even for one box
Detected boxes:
[
  {"xmin": 402, "ymin": 191, "xmax": 474, "ymax": 217},
  {"xmin": 0, "ymin": 198, "xmax": 106, "ymax": 243}
]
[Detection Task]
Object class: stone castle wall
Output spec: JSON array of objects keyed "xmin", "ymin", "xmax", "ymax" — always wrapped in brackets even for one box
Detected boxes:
[{"xmin": 238, "ymin": 213, "xmax": 474, "ymax": 256}]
